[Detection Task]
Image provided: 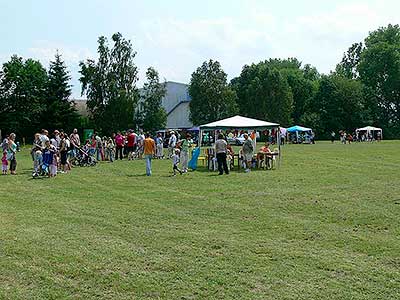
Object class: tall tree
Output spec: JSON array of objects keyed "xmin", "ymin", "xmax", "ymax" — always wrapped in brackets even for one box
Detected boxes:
[
  {"xmin": 335, "ymin": 42, "xmax": 363, "ymax": 79},
  {"xmin": 43, "ymin": 52, "xmax": 80, "ymax": 131},
  {"xmin": 80, "ymin": 33, "xmax": 139, "ymax": 134},
  {"xmin": 266, "ymin": 59, "xmax": 319, "ymax": 124},
  {"xmin": 0, "ymin": 56, "xmax": 48, "ymax": 138},
  {"xmin": 232, "ymin": 61, "xmax": 293, "ymax": 126},
  {"xmin": 305, "ymin": 75, "xmax": 366, "ymax": 136},
  {"xmin": 189, "ymin": 60, "xmax": 238, "ymax": 125},
  {"xmin": 358, "ymin": 24, "xmax": 400, "ymax": 136},
  {"xmin": 140, "ymin": 67, "xmax": 167, "ymax": 133}
]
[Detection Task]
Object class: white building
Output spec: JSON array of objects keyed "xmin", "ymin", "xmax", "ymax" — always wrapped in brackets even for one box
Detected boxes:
[
  {"xmin": 74, "ymin": 81, "xmax": 193, "ymax": 129},
  {"xmin": 162, "ymin": 81, "xmax": 192, "ymax": 129},
  {"xmin": 138, "ymin": 81, "xmax": 193, "ymax": 129}
]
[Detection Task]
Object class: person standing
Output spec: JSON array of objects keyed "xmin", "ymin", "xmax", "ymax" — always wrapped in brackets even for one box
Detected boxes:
[
  {"xmin": 2, "ymin": 151, "xmax": 8, "ymax": 175},
  {"xmin": 143, "ymin": 133, "xmax": 155, "ymax": 176},
  {"xmin": 126, "ymin": 130, "xmax": 136, "ymax": 160},
  {"xmin": 50, "ymin": 130, "xmax": 60, "ymax": 149},
  {"xmin": 94, "ymin": 132, "xmax": 103, "ymax": 161},
  {"xmin": 168, "ymin": 131, "xmax": 177, "ymax": 158},
  {"xmin": 136, "ymin": 130, "xmax": 145, "ymax": 159},
  {"xmin": 156, "ymin": 132, "xmax": 164, "ymax": 159},
  {"xmin": 69, "ymin": 128, "xmax": 81, "ymax": 156},
  {"xmin": 171, "ymin": 149, "xmax": 183, "ymax": 176},
  {"xmin": 215, "ymin": 133, "xmax": 229, "ymax": 175},
  {"xmin": 105, "ymin": 137, "xmax": 115, "ymax": 162},
  {"xmin": 178, "ymin": 133, "xmax": 192, "ymax": 173},
  {"xmin": 310, "ymin": 131, "xmax": 315, "ymax": 144},
  {"xmin": 39, "ymin": 129, "xmax": 49, "ymax": 147},
  {"xmin": 331, "ymin": 131, "xmax": 336, "ymax": 143},
  {"xmin": 7, "ymin": 133, "xmax": 17, "ymax": 175},
  {"xmin": 242, "ymin": 133, "xmax": 254, "ymax": 173},
  {"xmin": 115, "ymin": 131, "xmax": 124, "ymax": 160},
  {"xmin": 59, "ymin": 133, "xmax": 69, "ymax": 173}
]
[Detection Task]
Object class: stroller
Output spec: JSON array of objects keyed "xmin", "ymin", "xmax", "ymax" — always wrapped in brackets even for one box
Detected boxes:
[{"xmin": 74, "ymin": 145, "xmax": 97, "ymax": 167}]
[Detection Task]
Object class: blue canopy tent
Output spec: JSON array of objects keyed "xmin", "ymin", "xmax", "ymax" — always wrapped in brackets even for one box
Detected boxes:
[
  {"xmin": 287, "ymin": 125, "xmax": 313, "ymax": 143},
  {"xmin": 287, "ymin": 125, "xmax": 312, "ymax": 133}
]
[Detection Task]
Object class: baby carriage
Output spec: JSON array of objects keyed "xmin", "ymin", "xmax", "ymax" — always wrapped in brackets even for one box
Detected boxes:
[{"xmin": 75, "ymin": 145, "xmax": 97, "ymax": 167}]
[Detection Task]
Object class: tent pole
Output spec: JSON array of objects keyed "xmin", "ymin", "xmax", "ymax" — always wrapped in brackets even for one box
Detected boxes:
[
  {"xmin": 277, "ymin": 127, "xmax": 281, "ymax": 168},
  {"xmin": 199, "ymin": 129, "xmax": 203, "ymax": 149}
]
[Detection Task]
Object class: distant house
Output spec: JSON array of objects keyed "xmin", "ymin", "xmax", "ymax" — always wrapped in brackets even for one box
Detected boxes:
[
  {"xmin": 73, "ymin": 81, "xmax": 193, "ymax": 129},
  {"xmin": 72, "ymin": 99, "xmax": 89, "ymax": 117},
  {"xmin": 162, "ymin": 81, "xmax": 192, "ymax": 129},
  {"xmin": 139, "ymin": 81, "xmax": 193, "ymax": 129}
]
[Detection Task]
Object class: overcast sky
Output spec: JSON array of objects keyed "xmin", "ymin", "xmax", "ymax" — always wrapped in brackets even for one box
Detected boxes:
[{"xmin": 1, "ymin": 0, "xmax": 399, "ymax": 98}]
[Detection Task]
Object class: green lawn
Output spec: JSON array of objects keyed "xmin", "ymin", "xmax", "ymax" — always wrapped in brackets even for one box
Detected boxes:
[{"xmin": 1, "ymin": 141, "xmax": 400, "ymax": 299}]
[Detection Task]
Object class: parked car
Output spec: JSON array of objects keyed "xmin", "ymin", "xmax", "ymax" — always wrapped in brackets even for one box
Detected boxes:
[{"xmin": 227, "ymin": 135, "xmax": 246, "ymax": 145}]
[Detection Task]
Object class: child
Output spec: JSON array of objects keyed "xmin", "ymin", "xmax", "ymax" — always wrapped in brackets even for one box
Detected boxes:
[
  {"xmin": 50, "ymin": 152, "xmax": 58, "ymax": 177},
  {"xmin": 2, "ymin": 151, "xmax": 7, "ymax": 175},
  {"xmin": 42, "ymin": 141, "xmax": 56, "ymax": 177},
  {"xmin": 106, "ymin": 137, "xmax": 115, "ymax": 162},
  {"xmin": 171, "ymin": 149, "xmax": 183, "ymax": 176}
]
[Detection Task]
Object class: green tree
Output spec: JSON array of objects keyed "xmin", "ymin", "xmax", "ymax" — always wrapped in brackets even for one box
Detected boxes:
[
  {"xmin": 141, "ymin": 67, "xmax": 167, "ymax": 133},
  {"xmin": 232, "ymin": 61, "xmax": 293, "ymax": 126},
  {"xmin": 358, "ymin": 24, "xmax": 400, "ymax": 136},
  {"xmin": 335, "ymin": 42, "xmax": 363, "ymax": 79},
  {"xmin": 189, "ymin": 60, "xmax": 238, "ymax": 125},
  {"xmin": 0, "ymin": 55, "xmax": 48, "ymax": 139},
  {"xmin": 43, "ymin": 52, "xmax": 80, "ymax": 131},
  {"xmin": 80, "ymin": 33, "xmax": 139, "ymax": 134},
  {"xmin": 306, "ymin": 75, "xmax": 366, "ymax": 137}
]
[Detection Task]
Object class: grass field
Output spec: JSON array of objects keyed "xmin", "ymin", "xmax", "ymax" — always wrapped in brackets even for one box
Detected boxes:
[{"xmin": 1, "ymin": 141, "xmax": 400, "ymax": 299}]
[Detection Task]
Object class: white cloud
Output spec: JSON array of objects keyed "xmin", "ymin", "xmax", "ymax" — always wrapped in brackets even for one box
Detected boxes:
[
  {"xmin": 28, "ymin": 40, "xmax": 94, "ymax": 65},
  {"xmin": 137, "ymin": 0, "xmax": 400, "ymax": 86}
]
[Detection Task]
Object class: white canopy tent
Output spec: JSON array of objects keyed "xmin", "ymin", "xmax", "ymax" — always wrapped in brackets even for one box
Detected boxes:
[
  {"xmin": 199, "ymin": 115, "xmax": 279, "ymax": 130},
  {"xmin": 199, "ymin": 115, "xmax": 281, "ymax": 168},
  {"xmin": 355, "ymin": 126, "xmax": 383, "ymax": 139}
]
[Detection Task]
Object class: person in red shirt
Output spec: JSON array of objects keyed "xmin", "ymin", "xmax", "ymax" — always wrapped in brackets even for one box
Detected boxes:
[
  {"xmin": 126, "ymin": 130, "xmax": 136, "ymax": 160},
  {"xmin": 114, "ymin": 131, "xmax": 125, "ymax": 160}
]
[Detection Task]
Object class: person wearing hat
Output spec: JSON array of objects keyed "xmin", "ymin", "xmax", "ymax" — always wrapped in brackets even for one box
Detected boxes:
[{"xmin": 168, "ymin": 131, "xmax": 177, "ymax": 158}]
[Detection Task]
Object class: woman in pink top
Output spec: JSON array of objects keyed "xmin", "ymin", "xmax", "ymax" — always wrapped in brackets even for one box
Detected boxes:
[{"xmin": 114, "ymin": 131, "xmax": 125, "ymax": 160}]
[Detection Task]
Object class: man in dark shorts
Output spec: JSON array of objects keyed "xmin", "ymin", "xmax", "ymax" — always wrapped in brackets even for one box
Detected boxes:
[{"xmin": 126, "ymin": 130, "xmax": 136, "ymax": 160}]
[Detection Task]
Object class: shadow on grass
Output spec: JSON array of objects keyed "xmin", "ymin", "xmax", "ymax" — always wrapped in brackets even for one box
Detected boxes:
[{"xmin": 126, "ymin": 174, "xmax": 148, "ymax": 178}]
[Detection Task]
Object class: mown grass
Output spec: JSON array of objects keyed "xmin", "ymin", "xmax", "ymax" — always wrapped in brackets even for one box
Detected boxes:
[{"xmin": 1, "ymin": 141, "xmax": 400, "ymax": 299}]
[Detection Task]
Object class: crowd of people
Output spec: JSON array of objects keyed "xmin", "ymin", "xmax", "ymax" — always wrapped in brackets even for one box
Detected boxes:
[
  {"xmin": 1, "ymin": 128, "xmax": 201, "ymax": 177},
  {"xmin": 331, "ymin": 130, "xmax": 382, "ymax": 144},
  {"xmin": 1, "ymin": 127, "xmax": 281, "ymax": 177}
]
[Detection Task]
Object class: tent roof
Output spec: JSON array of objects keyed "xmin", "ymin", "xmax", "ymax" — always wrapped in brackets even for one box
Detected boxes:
[
  {"xmin": 356, "ymin": 126, "xmax": 382, "ymax": 131},
  {"xmin": 199, "ymin": 115, "xmax": 279, "ymax": 130},
  {"xmin": 287, "ymin": 125, "xmax": 312, "ymax": 132}
]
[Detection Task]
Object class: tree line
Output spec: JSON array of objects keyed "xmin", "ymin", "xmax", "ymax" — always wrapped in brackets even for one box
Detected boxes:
[
  {"xmin": 189, "ymin": 24, "xmax": 400, "ymax": 138},
  {"xmin": 0, "ymin": 33, "xmax": 167, "ymax": 140},
  {"xmin": 1, "ymin": 24, "xmax": 399, "ymax": 140}
]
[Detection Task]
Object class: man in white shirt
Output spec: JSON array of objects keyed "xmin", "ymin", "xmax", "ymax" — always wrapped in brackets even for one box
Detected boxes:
[
  {"xmin": 168, "ymin": 131, "xmax": 177, "ymax": 158},
  {"xmin": 39, "ymin": 129, "xmax": 49, "ymax": 148}
]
